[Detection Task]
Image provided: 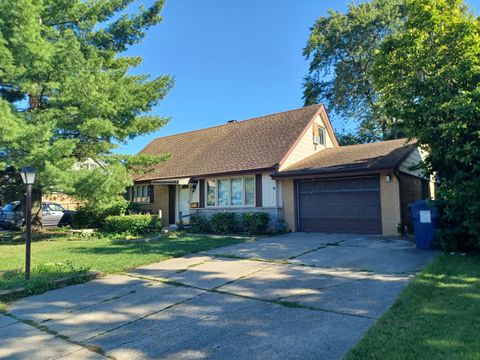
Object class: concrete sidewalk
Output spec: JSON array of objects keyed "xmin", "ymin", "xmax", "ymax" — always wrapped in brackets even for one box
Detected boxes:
[{"xmin": 0, "ymin": 233, "xmax": 438, "ymax": 360}]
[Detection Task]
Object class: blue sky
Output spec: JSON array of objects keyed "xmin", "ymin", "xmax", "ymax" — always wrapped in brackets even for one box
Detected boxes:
[{"xmin": 118, "ymin": 0, "xmax": 480, "ymax": 155}]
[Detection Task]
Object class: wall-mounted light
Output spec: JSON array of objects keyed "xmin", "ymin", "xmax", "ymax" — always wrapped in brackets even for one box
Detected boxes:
[{"xmin": 385, "ymin": 175, "xmax": 392, "ymax": 183}]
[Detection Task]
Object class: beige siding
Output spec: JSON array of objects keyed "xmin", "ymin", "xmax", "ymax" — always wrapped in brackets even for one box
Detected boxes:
[
  {"xmin": 42, "ymin": 192, "xmax": 82, "ymax": 211},
  {"xmin": 280, "ymin": 114, "xmax": 336, "ymax": 170},
  {"xmin": 137, "ymin": 185, "xmax": 170, "ymax": 227},
  {"xmin": 280, "ymin": 178, "xmax": 296, "ymax": 232},
  {"xmin": 380, "ymin": 172, "xmax": 401, "ymax": 236}
]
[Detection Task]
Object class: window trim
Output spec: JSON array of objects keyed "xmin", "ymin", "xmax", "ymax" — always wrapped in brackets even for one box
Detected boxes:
[
  {"xmin": 313, "ymin": 125, "xmax": 326, "ymax": 146},
  {"xmin": 205, "ymin": 176, "xmax": 256, "ymax": 208},
  {"xmin": 133, "ymin": 184, "xmax": 151, "ymax": 203}
]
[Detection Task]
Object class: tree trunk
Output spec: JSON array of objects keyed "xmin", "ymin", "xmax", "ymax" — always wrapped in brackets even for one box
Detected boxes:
[
  {"xmin": 28, "ymin": 94, "xmax": 41, "ymax": 111},
  {"xmin": 31, "ymin": 187, "xmax": 43, "ymax": 229}
]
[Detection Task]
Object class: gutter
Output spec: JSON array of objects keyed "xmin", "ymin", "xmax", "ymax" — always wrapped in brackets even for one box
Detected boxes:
[{"xmin": 271, "ymin": 166, "xmax": 396, "ymax": 179}]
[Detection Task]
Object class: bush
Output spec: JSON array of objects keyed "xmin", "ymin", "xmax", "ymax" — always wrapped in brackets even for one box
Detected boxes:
[
  {"xmin": 72, "ymin": 201, "xmax": 129, "ymax": 229},
  {"xmin": 241, "ymin": 212, "xmax": 270, "ymax": 235},
  {"xmin": 188, "ymin": 215, "xmax": 210, "ymax": 233},
  {"xmin": 104, "ymin": 214, "xmax": 162, "ymax": 235},
  {"xmin": 211, "ymin": 212, "xmax": 238, "ymax": 234}
]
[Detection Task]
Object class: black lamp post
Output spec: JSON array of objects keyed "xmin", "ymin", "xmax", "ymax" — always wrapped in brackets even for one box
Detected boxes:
[{"xmin": 20, "ymin": 166, "xmax": 36, "ymax": 280}]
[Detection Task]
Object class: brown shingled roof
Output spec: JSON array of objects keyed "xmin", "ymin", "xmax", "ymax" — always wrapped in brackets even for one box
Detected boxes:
[
  {"xmin": 276, "ymin": 138, "xmax": 414, "ymax": 177},
  {"xmin": 136, "ymin": 104, "xmax": 326, "ymax": 181}
]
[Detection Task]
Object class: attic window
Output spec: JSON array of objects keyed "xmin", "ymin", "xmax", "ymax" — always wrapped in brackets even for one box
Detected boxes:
[{"xmin": 313, "ymin": 125, "xmax": 325, "ymax": 145}]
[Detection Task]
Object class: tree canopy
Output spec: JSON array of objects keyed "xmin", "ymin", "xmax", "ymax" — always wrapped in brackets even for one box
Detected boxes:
[
  {"xmin": 303, "ymin": 0, "xmax": 405, "ymax": 142},
  {"xmin": 0, "ymin": 0, "xmax": 173, "ymax": 217},
  {"xmin": 374, "ymin": 0, "xmax": 480, "ymax": 250}
]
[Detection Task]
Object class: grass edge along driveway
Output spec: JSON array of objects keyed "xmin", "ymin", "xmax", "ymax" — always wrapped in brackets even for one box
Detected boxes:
[
  {"xmin": 0, "ymin": 233, "xmax": 248, "ymax": 303},
  {"xmin": 345, "ymin": 253, "xmax": 480, "ymax": 360}
]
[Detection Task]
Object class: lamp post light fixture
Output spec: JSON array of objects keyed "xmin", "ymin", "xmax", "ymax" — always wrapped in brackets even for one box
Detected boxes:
[{"xmin": 20, "ymin": 166, "xmax": 37, "ymax": 280}]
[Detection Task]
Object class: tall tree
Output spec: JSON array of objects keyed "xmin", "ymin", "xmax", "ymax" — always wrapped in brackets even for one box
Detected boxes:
[
  {"xmin": 374, "ymin": 0, "xmax": 480, "ymax": 250},
  {"xmin": 303, "ymin": 0, "xmax": 405, "ymax": 142},
  {"xmin": 0, "ymin": 0, "xmax": 173, "ymax": 224}
]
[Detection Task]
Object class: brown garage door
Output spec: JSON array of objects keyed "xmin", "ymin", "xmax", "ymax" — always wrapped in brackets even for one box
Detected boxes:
[{"xmin": 297, "ymin": 176, "xmax": 382, "ymax": 234}]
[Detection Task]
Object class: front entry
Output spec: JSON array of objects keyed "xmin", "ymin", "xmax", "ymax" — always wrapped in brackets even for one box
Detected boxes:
[
  {"xmin": 178, "ymin": 186, "xmax": 191, "ymax": 224},
  {"xmin": 297, "ymin": 176, "xmax": 382, "ymax": 234}
]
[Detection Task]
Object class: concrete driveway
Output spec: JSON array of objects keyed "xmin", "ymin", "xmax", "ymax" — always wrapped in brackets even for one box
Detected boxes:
[{"xmin": 0, "ymin": 233, "xmax": 438, "ymax": 360}]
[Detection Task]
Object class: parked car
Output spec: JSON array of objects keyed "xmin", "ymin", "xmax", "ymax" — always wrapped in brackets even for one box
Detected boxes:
[{"xmin": 0, "ymin": 201, "xmax": 75, "ymax": 229}]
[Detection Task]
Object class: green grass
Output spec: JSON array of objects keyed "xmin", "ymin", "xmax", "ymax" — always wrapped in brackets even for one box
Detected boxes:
[
  {"xmin": 0, "ymin": 232, "xmax": 246, "ymax": 299},
  {"xmin": 345, "ymin": 253, "xmax": 480, "ymax": 360}
]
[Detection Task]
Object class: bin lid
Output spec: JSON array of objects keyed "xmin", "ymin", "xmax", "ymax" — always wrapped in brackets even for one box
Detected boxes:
[{"xmin": 408, "ymin": 200, "xmax": 430, "ymax": 210}]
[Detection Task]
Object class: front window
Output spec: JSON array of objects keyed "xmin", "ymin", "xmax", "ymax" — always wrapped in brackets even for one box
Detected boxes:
[
  {"xmin": 217, "ymin": 179, "xmax": 229, "ymax": 206},
  {"xmin": 206, "ymin": 176, "xmax": 256, "ymax": 207},
  {"xmin": 245, "ymin": 177, "xmax": 255, "ymax": 206},
  {"xmin": 133, "ymin": 185, "xmax": 150, "ymax": 203},
  {"xmin": 207, "ymin": 180, "xmax": 216, "ymax": 206},
  {"xmin": 230, "ymin": 178, "xmax": 243, "ymax": 206}
]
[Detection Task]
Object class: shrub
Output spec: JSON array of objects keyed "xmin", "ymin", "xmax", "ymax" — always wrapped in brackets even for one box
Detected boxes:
[
  {"xmin": 188, "ymin": 215, "xmax": 210, "ymax": 233},
  {"xmin": 104, "ymin": 214, "xmax": 161, "ymax": 235},
  {"xmin": 211, "ymin": 212, "xmax": 238, "ymax": 234},
  {"xmin": 241, "ymin": 212, "xmax": 270, "ymax": 235},
  {"xmin": 72, "ymin": 201, "xmax": 129, "ymax": 229},
  {"xmin": 271, "ymin": 219, "xmax": 287, "ymax": 234}
]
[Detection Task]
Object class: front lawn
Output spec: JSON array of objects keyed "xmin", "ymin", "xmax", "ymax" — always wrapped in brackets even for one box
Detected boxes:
[
  {"xmin": 0, "ymin": 232, "xmax": 246, "ymax": 300},
  {"xmin": 345, "ymin": 253, "xmax": 480, "ymax": 360}
]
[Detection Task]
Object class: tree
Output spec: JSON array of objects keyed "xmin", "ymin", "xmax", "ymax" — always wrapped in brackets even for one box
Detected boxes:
[
  {"xmin": 374, "ymin": 0, "xmax": 480, "ymax": 250},
  {"xmin": 0, "ymin": 0, "xmax": 173, "ymax": 225},
  {"xmin": 303, "ymin": 0, "xmax": 405, "ymax": 142}
]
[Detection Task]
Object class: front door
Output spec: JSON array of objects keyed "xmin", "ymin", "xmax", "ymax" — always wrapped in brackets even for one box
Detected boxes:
[{"xmin": 178, "ymin": 186, "xmax": 191, "ymax": 224}]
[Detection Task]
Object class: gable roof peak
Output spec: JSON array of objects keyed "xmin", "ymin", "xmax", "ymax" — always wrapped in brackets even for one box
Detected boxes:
[{"xmin": 136, "ymin": 104, "xmax": 324, "ymax": 181}]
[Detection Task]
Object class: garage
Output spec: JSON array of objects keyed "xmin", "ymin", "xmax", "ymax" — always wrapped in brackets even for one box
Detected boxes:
[{"xmin": 297, "ymin": 176, "xmax": 382, "ymax": 234}]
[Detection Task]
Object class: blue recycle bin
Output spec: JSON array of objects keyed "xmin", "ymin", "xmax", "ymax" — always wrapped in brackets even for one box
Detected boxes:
[{"xmin": 408, "ymin": 200, "xmax": 441, "ymax": 250}]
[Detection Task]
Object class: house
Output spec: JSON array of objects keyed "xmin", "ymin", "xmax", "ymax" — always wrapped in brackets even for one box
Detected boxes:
[{"xmin": 130, "ymin": 104, "xmax": 435, "ymax": 235}]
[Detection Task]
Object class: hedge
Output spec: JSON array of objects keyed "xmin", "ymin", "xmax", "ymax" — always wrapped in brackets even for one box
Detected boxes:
[
  {"xmin": 210, "ymin": 212, "xmax": 238, "ymax": 234},
  {"xmin": 103, "ymin": 214, "xmax": 162, "ymax": 235},
  {"xmin": 189, "ymin": 215, "xmax": 211, "ymax": 233},
  {"xmin": 241, "ymin": 212, "xmax": 270, "ymax": 235}
]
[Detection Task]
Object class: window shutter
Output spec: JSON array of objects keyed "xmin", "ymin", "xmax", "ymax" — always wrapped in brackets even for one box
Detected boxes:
[
  {"xmin": 149, "ymin": 185, "xmax": 155, "ymax": 204},
  {"xmin": 255, "ymin": 174, "xmax": 263, "ymax": 207},
  {"xmin": 199, "ymin": 179, "xmax": 205, "ymax": 208},
  {"xmin": 313, "ymin": 124, "xmax": 319, "ymax": 137}
]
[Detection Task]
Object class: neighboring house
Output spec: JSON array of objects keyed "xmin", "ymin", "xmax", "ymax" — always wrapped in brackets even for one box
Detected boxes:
[
  {"xmin": 130, "ymin": 104, "xmax": 434, "ymax": 235},
  {"xmin": 43, "ymin": 159, "xmax": 101, "ymax": 210}
]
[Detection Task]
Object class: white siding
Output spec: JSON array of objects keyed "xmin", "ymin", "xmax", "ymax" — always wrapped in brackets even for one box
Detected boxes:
[
  {"xmin": 262, "ymin": 173, "xmax": 277, "ymax": 207},
  {"xmin": 280, "ymin": 114, "xmax": 336, "ymax": 170},
  {"xmin": 399, "ymin": 148, "xmax": 425, "ymax": 178}
]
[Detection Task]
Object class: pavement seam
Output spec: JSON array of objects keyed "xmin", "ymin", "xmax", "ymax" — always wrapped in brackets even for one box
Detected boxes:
[
  {"xmin": 274, "ymin": 276, "xmax": 369, "ymax": 302},
  {"xmin": 210, "ymin": 253, "xmax": 290, "ymax": 265},
  {"xmin": 30, "ymin": 286, "xmax": 148, "ymax": 325},
  {"xmin": 2, "ymin": 312, "xmax": 114, "ymax": 359},
  {"xmin": 125, "ymin": 269, "xmax": 375, "ymax": 320},
  {"xmin": 82, "ymin": 290, "xmax": 208, "ymax": 343},
  {"xmin": 287, "ymin": 242, "xmax": 342, "ymax": 260},
  {"xmin": 173, "ymin": 258, "xmax": 213, "ymax": 273}
]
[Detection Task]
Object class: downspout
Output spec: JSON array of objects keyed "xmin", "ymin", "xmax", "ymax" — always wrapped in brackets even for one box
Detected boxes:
[{"xmin": 394, "ymin": 168, "xmax": 406, "ymax": 236}]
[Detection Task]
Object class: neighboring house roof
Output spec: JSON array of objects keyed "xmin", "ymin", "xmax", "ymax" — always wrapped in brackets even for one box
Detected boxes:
[
  {"xmin": 274, "ymin": 138, "xmax": 415, "ymax": 177},
  {"xmin": 136, "ymin": 104, "xmax": 333, "ymax": 181}
]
